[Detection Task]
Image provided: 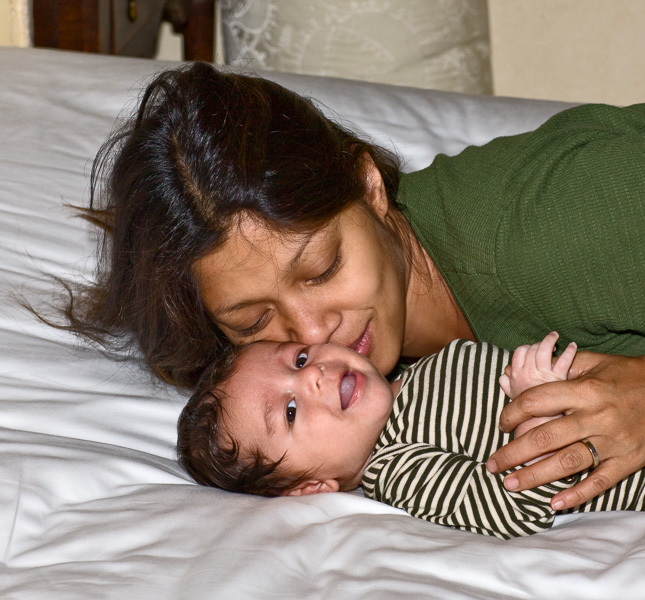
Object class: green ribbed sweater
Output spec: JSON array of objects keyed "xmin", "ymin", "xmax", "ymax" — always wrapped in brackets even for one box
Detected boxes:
[{"xmin": 396, "ymin": 103, "xmax": 645, "ymax": 355}]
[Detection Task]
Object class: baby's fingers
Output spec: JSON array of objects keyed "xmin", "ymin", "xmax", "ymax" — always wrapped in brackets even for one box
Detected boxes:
[
  {"xmin": 499, "ymin": 373, "xmax": 511, "ymax": 397},
  {"xmin": 552, "ymin": 342, "xmax": 577, "ymax": 380},
  {"xmin": 535, "ymin": 331, "xmax": 559, "ymax": 371},
  {"xmin": 511, "ymin": 344, "xmax": 530, "ymax": 370}
]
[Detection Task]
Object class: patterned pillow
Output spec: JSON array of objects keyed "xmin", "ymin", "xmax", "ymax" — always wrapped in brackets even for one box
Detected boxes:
[{"xmin": 220, "ymin": 0, "xmax": 492, "ymax": 94}]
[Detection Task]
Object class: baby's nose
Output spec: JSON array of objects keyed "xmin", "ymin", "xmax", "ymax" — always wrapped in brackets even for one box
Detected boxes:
[{"xmin": 301, "ymin": 362, "xmax": 325, "ymax": 394}]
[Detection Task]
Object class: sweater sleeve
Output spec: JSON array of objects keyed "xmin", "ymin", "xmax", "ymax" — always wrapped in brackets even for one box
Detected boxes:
[{"xmin": 362, "ymin": 443, "xmax": 578, "ymax": 540}]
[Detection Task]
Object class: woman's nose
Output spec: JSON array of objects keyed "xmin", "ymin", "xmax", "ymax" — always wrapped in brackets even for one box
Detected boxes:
[{"xmin": 286, "ymin": 308, "xmax": 341, "ymax": 345}]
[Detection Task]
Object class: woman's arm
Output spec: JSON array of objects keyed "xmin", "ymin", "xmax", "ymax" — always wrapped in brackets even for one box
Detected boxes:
[
  {"xmin": 487, "ymin": 351, "xmax": 645, "ymax": 510},
  {"xmin": 483, "ymin": 104, "xmax": 645, "ymax": 509}
]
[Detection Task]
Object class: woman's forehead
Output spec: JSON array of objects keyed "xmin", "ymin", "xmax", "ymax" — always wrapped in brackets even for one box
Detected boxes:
[
  {"xmin": 232, "ymin": 210, "xmax": 341, "ymax": 252},
  {"xmin": 195, "ymin": 212, "xmax": 340, "ymax": 278},
  {"xmin": 236, "ymin": 215, "xmax": 318, "ymax": 260}
]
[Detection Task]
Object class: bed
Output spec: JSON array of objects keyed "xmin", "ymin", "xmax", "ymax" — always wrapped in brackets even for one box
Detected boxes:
[{"xmin": 2, "ymin": 46, "xmax": 644, "ymax": 599}]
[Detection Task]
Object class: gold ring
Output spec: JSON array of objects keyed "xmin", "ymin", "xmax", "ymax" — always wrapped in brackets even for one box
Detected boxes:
[{"xmin": 580, "ymin": 438, "xmax": 600, "ymax": 468}]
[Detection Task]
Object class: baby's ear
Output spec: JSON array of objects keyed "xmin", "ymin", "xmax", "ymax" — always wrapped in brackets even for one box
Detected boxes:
[{"xmin": 282, "ymin": 479, "xmax": 340, "ymax": 496}]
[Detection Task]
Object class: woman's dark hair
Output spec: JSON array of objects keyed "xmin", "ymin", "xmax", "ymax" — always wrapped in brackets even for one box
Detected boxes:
[
  {"xmin": 177, "ymin": 348, "xmax": 313, "ymax": 497},
  {"xmin": 67, "ymin": 62, "xmax": 402, "ymax": 388}
]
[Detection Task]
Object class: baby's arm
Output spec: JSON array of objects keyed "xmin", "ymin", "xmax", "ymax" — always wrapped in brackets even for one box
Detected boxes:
[
  {"xmin": 499, "ymin": 332, "xmax": 577, "ymax": 439},
  {"xmin": 363, "ymin": 443, "xmax": 577, "ymax": 539}
]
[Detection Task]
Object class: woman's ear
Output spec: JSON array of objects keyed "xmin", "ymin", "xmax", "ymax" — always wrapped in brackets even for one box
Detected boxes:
[
  {"xmin": 281, "ymin": 479, "xmax": 340, "ymax": 496},
  {"xmin": 362, "ymin": 153, "xmax": 389, "ymax": 220}
]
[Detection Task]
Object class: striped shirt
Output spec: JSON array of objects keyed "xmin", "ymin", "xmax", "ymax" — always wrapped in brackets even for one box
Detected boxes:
[{"xmin": 361, "ymin": 340, "xmax": 645, "ymax": 539}]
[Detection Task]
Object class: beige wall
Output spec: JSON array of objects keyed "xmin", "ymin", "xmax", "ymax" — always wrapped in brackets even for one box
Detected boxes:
[
  {"xmin": 488, "ymin": 0, "xmax": 645, "ymax": 104},
  {"xmin": 155, "ymin": 3, "xmax": 224, "ymax": 63},
  {"xmin": 0, "ymin": 0, "xmax": 30, "ymax": 47},
  {"xmin": 155, "ymin": 22, "xmax": 184, "ymax": 62}
]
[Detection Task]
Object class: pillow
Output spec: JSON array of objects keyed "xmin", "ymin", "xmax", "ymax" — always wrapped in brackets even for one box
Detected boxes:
[{"xmin": 220, "ymin": 0, "xmax": 492, "ymax": 94}]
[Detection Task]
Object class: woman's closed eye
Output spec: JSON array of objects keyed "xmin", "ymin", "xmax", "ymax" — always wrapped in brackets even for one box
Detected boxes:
[
  {"xmin": 306, "ymin": 251, "xmax": 342, "ymax": 285},
  {"xmin": 286, "ymin": 399, "xmax": 297, "ymax": 425},
  {"xmin": 232, "ymin": 311, "xmax": 270, "ymax": 338}
]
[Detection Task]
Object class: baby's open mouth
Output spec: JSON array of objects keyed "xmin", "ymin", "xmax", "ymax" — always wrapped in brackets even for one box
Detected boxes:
[{"xmin": 340, "ymin": 372, "xmax": 356, "ymax": 410}]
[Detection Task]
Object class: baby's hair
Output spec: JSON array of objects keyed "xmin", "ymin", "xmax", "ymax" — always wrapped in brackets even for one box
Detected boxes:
[{"xmin": 177, "ymin": 346, "xmax": 313, "ymax": 496}]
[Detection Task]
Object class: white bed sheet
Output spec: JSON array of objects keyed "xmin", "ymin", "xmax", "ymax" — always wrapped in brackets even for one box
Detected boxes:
[{"xmin": 1, "ymin": 47, "xmax": 644, "ymax": 599}]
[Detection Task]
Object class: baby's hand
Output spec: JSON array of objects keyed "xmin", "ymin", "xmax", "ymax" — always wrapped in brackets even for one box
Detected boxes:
[
  {"xmin": 499, "ymin": 332, "xmax": 577, "ymax": 460},
  {"xmin": 499, "ymin": 332, "xmax": 577, "ymax": 400}
]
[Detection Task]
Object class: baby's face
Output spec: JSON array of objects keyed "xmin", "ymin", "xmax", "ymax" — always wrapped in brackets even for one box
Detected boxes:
[{"xmin": 218, "ymin": 341, "xmax": 395, "ymax": 491}]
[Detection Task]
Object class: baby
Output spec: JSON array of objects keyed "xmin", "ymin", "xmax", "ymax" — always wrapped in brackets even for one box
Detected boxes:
[{"xmin": 178, "ymin": 333, "xmax": 645, "ymax": 539}]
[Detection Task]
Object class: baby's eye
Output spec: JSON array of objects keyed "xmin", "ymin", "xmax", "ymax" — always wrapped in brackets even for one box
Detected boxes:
[
  {"xmin": 295, "ymin": 350, "xmax": 308, "ymax": 369},
  {"xmin": 286, "ymin": 399, "xmax": 297, "ymax": 425}
]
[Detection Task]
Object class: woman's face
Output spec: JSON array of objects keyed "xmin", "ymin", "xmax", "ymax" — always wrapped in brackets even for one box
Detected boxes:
[{"xmin": 193, "ymin": 202, "xmax": 408, "ymax": 376}]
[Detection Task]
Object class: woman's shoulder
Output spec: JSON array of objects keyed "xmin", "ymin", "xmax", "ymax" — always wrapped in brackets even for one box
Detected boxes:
[
  {"xmin": 537, "ymin": 102, "xmax": 645, "ymax": 134},
  {"xmin": 399, "ymin": 102, "xmax": 645, "ymax": 196}
]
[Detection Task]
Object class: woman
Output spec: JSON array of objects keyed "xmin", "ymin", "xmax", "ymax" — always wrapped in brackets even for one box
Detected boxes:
[{"xmin": 69, "ymin": 62, "xmax": 645, "ymax": 512}]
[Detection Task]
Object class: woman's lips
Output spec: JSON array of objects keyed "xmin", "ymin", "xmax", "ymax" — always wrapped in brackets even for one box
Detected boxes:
[{"xmin": 351, "ymin": 322, "xmax": 371, "ymax": 356}]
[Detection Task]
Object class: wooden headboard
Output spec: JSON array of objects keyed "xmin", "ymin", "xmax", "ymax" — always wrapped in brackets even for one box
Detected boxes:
[{"xmin": 32, "ymin": 0, "xmax": 215, "ymax": 61}]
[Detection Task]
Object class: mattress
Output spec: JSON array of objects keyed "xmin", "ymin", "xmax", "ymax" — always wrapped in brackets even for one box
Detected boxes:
[{"xmin": 1, "ymin": 46, "xmax": 644, "ymax": 599}]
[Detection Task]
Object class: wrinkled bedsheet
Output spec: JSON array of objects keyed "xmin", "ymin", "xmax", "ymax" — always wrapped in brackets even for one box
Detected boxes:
[{"xmin": 1, "ymin": 47, "xmax": 644, "ymax": 599}]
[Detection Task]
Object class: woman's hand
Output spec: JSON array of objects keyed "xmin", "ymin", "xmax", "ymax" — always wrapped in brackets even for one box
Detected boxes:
[{"xmin": 487, "ymin": 351, "xmax": 645, "ymax": 510}]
